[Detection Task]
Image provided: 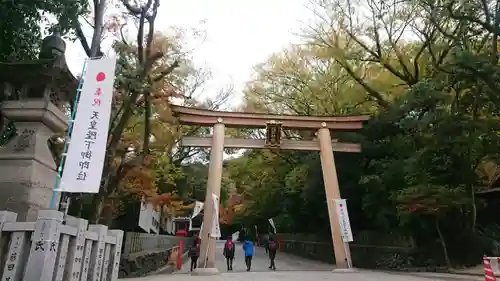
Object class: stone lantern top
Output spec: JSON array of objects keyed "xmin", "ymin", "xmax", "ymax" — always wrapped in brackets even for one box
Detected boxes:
[
  {"xmin": 40, "ymin": 30, "xmax": 67, "ymax": 59},
  {"xmin": 0, "ymin": 31, "xmax": 79, "ymax": 110}
]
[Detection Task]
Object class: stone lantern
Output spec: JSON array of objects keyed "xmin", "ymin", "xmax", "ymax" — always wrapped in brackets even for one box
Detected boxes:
[{"xmin": 0, "ymin": 32, "xmax": 77, "ymax": 220}]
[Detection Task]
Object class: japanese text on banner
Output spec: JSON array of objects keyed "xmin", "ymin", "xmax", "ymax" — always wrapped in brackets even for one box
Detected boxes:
[
  {"xmin": 210, "ymin": 193, "xmax": 221, "ymax": 238},
  {"xmin": 334, "ymin": 199, "xmax": 354, "ymax": 242},
  {"xmin": 59, "ymin": 57, "xmax": 117, "ymax": 193}
]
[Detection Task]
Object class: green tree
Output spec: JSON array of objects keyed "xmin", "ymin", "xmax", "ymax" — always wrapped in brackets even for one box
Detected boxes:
[
  {"xmin": 0, "ymin": 0, "xmax": 88, "ymax": 61},
  {"xmin": 395, "ymin": 184, "xmax": 470, "ymax": 267}
]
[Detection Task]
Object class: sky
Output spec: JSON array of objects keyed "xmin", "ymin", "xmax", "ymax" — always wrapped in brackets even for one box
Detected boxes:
[{"xmin": 65, "ymin": 0, "xmax": 315, "ymax": 108}]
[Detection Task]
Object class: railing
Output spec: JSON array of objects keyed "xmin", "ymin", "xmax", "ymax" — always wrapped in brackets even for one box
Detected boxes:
[
  {"xmin": 0, "ymin": 209, "xmax": 123, "ymax": 281},
  {"xmin": 269, "ymin": 233, "xmax": 452, "ymax": 271},
  {"xmin": 120, "ymin": 232, "xmax": 192, "ymax": 278},
  {"xmin": 276, "ymin": 238, "xmax": 421, "ymax": 269},
  {"xmin": 477, "ymin": 225, "xmax": 500, "ymax": 256},
  {"xmin": 123, "ymin": 232, "xmax": 185, "ymax": 257}
]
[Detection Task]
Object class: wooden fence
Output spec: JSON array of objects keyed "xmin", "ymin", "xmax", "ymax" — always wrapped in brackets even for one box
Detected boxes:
[{"xmin": 0, "ymin": 209, "xmax": 124, "ymax": 281}]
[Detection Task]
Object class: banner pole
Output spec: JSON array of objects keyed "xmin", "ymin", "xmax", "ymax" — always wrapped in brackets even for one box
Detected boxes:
[
  {"xmin": 343, "ymin": 241, "xmax": 352, "ymax": 268},
  {"xmin": 49, "ymin": 60, "xmax": 88, "ymax": 209}
]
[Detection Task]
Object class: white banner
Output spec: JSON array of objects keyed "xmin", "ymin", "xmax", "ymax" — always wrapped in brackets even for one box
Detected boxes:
[
  {"xmin": 232, "ymin": 231, "xmax": 239, "ymax": 241},
  {"xmin": 334, "ymin": 199, "xmax": 354, "ymax": 242},
  {"xmin": 151, "ymin": 207, "xmax": 160, "ymax": 234},
  {"xmin": 268, "ymin": 218, "xmax": 276, "ymax": 233},
  {"xmin": 137, "ymin": 199, "xmax": 160, "ymax": 234},
  {"xmin": 58, "ymin": 57, "xmax": 117, "ymax": 193},
  {"xmin": 192, "ymin": 201, "xmax": 204, "ymax": 218},
  {"xmin": 210, "ymin": 193, "xmax": 221, "ymax": 238},
  {"xmin": 138, "ymin": 200, "xmax": 150, "ymax": 233},
  {"xmin": 169, "ymin": 219, "xmax": 176, "ymax": 234},
  {"xmin": 189, "ymin": 201, "xmax": 203, "ymax": 232},
  {"xmin": 166, "ymin": 216, "xmax": 174, "ymax": 233}
]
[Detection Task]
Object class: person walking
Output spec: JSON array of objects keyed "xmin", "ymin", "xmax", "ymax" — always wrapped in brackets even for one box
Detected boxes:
[
  {"xmin": 267, "ymin": 236, "xmax": 277, "ymax": 270},
  {"xmin": 263, "ymin": 233, "xmax": 269, "ymax": 254},
  {"xmin": 223, "ymin": 237, "xmax": 235, "ymax": 271},
  {"xmin": 188, "ymin": 239, "xmax": 200, "ymax": 272},
  {"xmin": 242, "ymin": 238, "xmax": 254, "ymax": 271}
]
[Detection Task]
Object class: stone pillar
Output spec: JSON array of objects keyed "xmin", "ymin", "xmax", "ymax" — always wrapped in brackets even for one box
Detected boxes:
[
  {"xmin": 0, "ymin": 100, "xmax": 67, "ymax": 220},
  {"xmin": 318, "ymin": 123, "xmax": 349, "ymax": 269},
  {"xmin": 23, "ymin": 210, "xmax": 63, "ymax": 281},
  {"xmin": 197, "ymin": 118, "xmax": 225, "ymax": 274}
]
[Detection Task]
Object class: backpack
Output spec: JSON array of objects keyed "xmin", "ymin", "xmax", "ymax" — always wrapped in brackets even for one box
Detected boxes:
[
  {"xmin": 189, "ymin": 245, "xmax": 199, "ymax": 256},
  {"xmin": 226, "ymin": 240, "xmax": 233, "ymax": 250},
  {"xmin": 268, "ymin": 240, "xmax": 276, "ymax": 250}
]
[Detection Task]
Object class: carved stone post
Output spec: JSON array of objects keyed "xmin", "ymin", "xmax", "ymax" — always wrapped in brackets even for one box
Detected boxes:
[{"xmin": 0, "ymin": 101, "xmax": 67, "ymax": 220}]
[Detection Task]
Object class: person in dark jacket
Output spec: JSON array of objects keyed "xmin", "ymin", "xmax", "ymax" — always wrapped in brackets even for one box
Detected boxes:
[
  {"xmin": 187, "ymin": 239, "xmax": 200, "ymax": 271},
  {"xmin": 223, "ymin": 237, "xmax": 235, "ymax": 271},
  {"xmin": 267, "ymin": 236, "xmax": 277, "ymax": 270},
  {"xmin": 242, "ymin": 238, "xmax": 254, "ymax": 271},
  {"xmin": 263, "ymin": 233, "xmax": 269, "ymax": 254}
]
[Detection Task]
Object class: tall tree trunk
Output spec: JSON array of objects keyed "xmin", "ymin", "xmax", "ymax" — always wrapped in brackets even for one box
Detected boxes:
[
  {"xmin": 143, "ymin": 91, "xmax": 151, "ymax": 155},
  {"xmin": 90, "ymin": 0, "xmax": 106, "ymax": 57},
  {"xmin": 492, "ymin": 0, "xmax": 500, "ymax": 63},
  {"xmin": 71, "ymin": 0, "xmax": 107, "ymax": 219},
  {"xmin": 89, "ymin": 60, "xmax": 179, "ymax": 223},
  {"xmin": 470, "ymin": 98, "xmax": 479, "ymax": 231},
  {"xmin": 90, "ymin": 89, "xmax": 142, "ymax": 223},
  {"xmin": 74, "ymin": 0, "xmax": 106, "ymax": 57},
  {"xmin": 86, "ymin": 0, "xmax": 175, "ymax": 223},
  {"xmin": 102, "ymin": 199, "xmax": 115, "ymax": 226},
  {"xmin": 435, "ymin": 216, "xmax": 451, "ymax": 268},
  {"xmin": 470, "ymin": 182, "xmax": 477, "ymax": 231}
]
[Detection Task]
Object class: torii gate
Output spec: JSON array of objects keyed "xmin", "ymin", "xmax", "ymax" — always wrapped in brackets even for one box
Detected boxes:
[{"xmin": 172, "ymin": 105, "xmax": 369, "ymax": 274}]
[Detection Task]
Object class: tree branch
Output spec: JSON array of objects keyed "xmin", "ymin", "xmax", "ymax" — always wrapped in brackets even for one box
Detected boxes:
[
  {"xmin": 75, "ymin": 22, "xmax": 91, "ymax": 56},
  {"xmin": 136, "ymin": 9, "xmax": 146, "ymax": 65},
  {"xmin": 120, "ymin": 23, "xmax": 129, "ymax": 46},
  {"xmin": 121, "ymin": 0, "xmax": 142, "ymax": 14},
  {"xmin": 446, "ymin": 3, "xmax": 494, "ymax": 34},
  {"xmin": 90, "ymin": 0, "xmax": 106, "ymax": 57},
  {"xmin": 152, "ymin": 60, "xmax": 180, "ymax": 82},
  {"xmin": 145, "ymin": 0, "xmax": 160, "ymax": 69}
]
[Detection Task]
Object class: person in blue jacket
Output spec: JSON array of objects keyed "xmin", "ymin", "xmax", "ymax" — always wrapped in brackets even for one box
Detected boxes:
[{"xmin": 242, "ymin": 238, "xmax": 254, "ymax": 271}]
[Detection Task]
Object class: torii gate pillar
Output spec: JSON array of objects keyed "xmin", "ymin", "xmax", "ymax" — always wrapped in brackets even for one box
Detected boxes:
[
  {"xmin": 318, "ymin": 123, "xmax": 349, "ymax": 269},
  {"xmin": 197, "ymin": 118, "xmax": 225, "ymax": 272}
]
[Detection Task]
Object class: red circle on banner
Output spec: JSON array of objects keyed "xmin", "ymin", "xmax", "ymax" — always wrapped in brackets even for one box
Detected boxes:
[
  {"xmin": 339, "ymin": 204, "xmax": 343, "ymax": 207},
  {"xmin": 96, "ymin": 72, "xmax": 106, "ymax": 81}
]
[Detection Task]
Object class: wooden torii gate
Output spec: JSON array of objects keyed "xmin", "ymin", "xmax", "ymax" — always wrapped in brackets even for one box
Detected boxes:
[{"xmin": 171, "ymin": 105, "xmax": 369, "ymax": 274}]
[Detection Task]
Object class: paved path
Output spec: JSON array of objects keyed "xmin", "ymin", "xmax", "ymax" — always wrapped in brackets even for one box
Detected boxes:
[
  {"xmin": 128, "ymin": 270, "xmax": 481, "ymax": 281},
  {"xmin": 128, "ymin": 241, "xmax": 481, "ymax": 281},
  {"xmin": 178, "ymin": 241, "xmax": 332, "ymax": 273}
]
